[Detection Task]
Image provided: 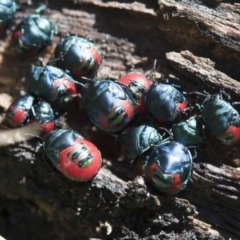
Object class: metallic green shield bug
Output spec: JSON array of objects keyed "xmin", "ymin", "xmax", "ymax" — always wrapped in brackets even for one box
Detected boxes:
[
  {"xmin": 0, "ymin": 0, "xmax": 16, "ymax": 37},
  {"xmin": 172, "ymin": 116, "xmax": 205, "ymax": 146},
  {"xmin": 201, "ymin": 94, "xmax": 240, "ymax": 145},
  {"xmin": 119, "ymin": 123, "xmax": 162, "ymax": 160},
  {"xmin": 12, "ymin": 13, "xmax": 58, "ymax": 58}
]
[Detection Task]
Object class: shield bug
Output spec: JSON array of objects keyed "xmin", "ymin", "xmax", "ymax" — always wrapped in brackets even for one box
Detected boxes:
[
  {"xmin": 83, "ymin": 79, "xmax": 135, "ymax": 132},
  {"xmin": 12, "ymin": 12, "xmax": 58, "ymax": 58},
  {"xmin": 54, "ymin": 35, "xmax": 102, "ymax": 79},
  {"xmin": 144, "ymin": 141, "xmax": 192, "ymax": 195},
  {"xmin": 0, "ymin": 0, "xmax": 16, "ymax": 37},
  {"xmin": 25, "ymin": 65, "xmax": 77, "ymax": 107},
  {"xmin": 4, "ymin": 94, "xmax": 34, "ymax": 127},
  {"xmin": 43, "ymin": 128, "xmax": 102, "ymax": 181},
  {"xmin": 117, "ymin": 72, "xmax": 152, "ymax": 113},
  {"xmin": 119, "ymin": 123, "xmax": 162, "ymax": 160},
  {"xmin": 172, "ymin": 116, "xmax": 205, "ymax": 146},
  {"xmin": 30, "ymin": 101, "xmax": 55, "ymax": 135},
  {"xmin": 201, "ymin": 94, "xmax": 240, "ymax": 145},
  {"xmin": 145, "ymin": 83, "xmax": 188, "ymax": 124}
]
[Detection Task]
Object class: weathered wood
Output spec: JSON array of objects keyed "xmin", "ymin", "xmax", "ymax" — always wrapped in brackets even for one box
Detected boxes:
[
  {"xmin": 188, "ymin": 161, "xmax": 240, "ymax": 238},
  {"xmin": 166, "ymin": 50, "xmax": 240, "ymax": 95},
  {"xmin": 77, "ymin": 0, "xmax": 157, "ymax": 16},
  {"xmin": 158, "ymin": 1, "xmax": 240, "ymax": 52}
]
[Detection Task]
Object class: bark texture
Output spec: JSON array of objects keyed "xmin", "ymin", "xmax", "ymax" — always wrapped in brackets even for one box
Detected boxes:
[{"xmin": 0, "ymin": 0, "xmax": 240, "ymax": 239}]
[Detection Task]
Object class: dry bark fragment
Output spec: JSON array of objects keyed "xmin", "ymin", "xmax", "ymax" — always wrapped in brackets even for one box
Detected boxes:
[
  {"xmin": 187, "ymin": 162, "xmax": 240, "ymax": 238},
  {"xmin": 166, "ymin": 50, "xmax": 240, "ymax": 95},
  {"xmin": 158, "ymin": 0, "xmax": 240, "ymax": 52},
  {"xmin": 77, "ymin": 0, "xmax": 157, "ymax": 16}
]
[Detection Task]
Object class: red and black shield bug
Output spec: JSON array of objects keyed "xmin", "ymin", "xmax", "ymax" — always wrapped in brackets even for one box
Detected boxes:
[
  {"xmin": 83, "ymin": 79, "xmax": 136, "ymax": 132},
  {"xmin": 118, "ymin": 122, "xmax": 162, "ymax": 160},
  {"xmin": 144, "ymin": 141, "xmax": 192, "ymax": 195},
  {"xmin": 43, "ymin": 128, "xmax": 102, "ymax": 181},
  {"xmin": 145, "ymin": 82, "xmax": 188, "ymax": 124},
  {"xmin": 201, "ymin": 94, "xmax": 240, "ymax": 145},
  {"xmin": 4, "ymin": 95, "xmax": 55, "ymax": 136},
  {"xmin": 30, "ymin": 101, "xmax": 55, "ymax": 136},
  {"xmin": 4, "ymin": 94, "xmax": 34, "ymax": 127},
  {"xmin": 0, "ymin": 0, "xmax": 16, "ymax": 37},
  {"xmin": 25, "ymin": 65, "xmax": 77, "ymax": 108},
  {"xmin": 54, "ymin": 35, "xmax": 102, "ymax": 80},
  {"xmin": 117, "ymin": 72, "xmax": 152, "ymax": 113},
  {"xmin": 12, "ymin": 7, "xmax": 57, "ymax": 58}
]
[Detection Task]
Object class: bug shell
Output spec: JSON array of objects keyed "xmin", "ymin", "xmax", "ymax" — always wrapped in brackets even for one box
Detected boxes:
[
  {"xmin": 83, "ymin": 79, "xmax": 135, "ymax": 132},
  {"xmin": 172, "ymin": 116, "xmax": 205, "ymax": 146},
  {"xmin": 144, "ymin": 141, "xmax": 192, "ymax": 195},
  {"xmin": 43, "ymin": 129, "xmax": 102, "ymax": 181},
  {"xmin": 31, "ymin": 101, "xmax": 55, "ymax": 135},
  {"xmin": 12, "ymin": 14, "xmax": 57, "ymax": 58},
  {"xmin": 201, "ymin": 94, "xmax": 240, "ymax": 145},
  {"xmin": 0, "ymin": 0, "xmax": 16, "ymax": 36},
  {"xmin": 25, "ymin": 65, "xmax": 77, "ymax": 107},
  {"xmin": 55, "ymin": 35, "xmax": 102, "ymax": 79},
  {"xmin": 119, "ymin": 123, "xmax": 162, "ymax": 160},
  {"xmin": 117, "ymin": 72, "xmax": 152, "ymax": 113},
  {"xmin": 145, "ymin": 83, "xmax": 188, "ymax": 124},
  {"xmin": 5, "ymin": 94, "xmax": 34, "ymax": 127}
]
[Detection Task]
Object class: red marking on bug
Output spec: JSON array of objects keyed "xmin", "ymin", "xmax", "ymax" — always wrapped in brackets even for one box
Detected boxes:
[
  {"xmin": 177, "ymin": 101, "xmax": 188, "ymax": 112},
  {"xmin": 171, "ymin": 101, "xmax": 188, "ymax": 120},
  {"xmin": 145, "ymin": 162, "xmax": 184, "ymax": 195},
  {"xmin": 119, "ymin": 72, "xmax": 150, "ymax": 86},
  {"xmin": 53, "ymin": 77, "xmax": 77, "ymax": 101},
  {"xmin": 87, "ymin": 47, "xmax": 102, "ymax": 64},
  {"xmin": 227, "ymin": 125, "xmax": 240, "ymax": 139},
  {"xmin": 71, "ymin": 48, "xmax": 102, "ymax": 79},
  {"xmin": 165, "ymin": 173, "xmax": 183, "ymax": 195},
  {"xmin": 8, "ymin": 106, "xmax": 28, "ymax": 127},
  {"xmin": 12, "ymin": 30, "xmax": 40, "ymax": 58},
  {"xmin": 97, "ymin": 97, "xmax": 135, "ymax": 132},
  {"xmin": 12, "ymin": 30, "xmax": 21, "ymax": 40},
  {"xmin": 145, "ymin": 162, "xmax": 157, "ymax": 181},
  {"xmin": 118, "ymin": 72, "xmax": 152, "ymax": 113},
  {"xmin": 58, "ymin": 138, "xmax": 102, "ymax": 181},
  {"xmin": 33, "ymin": 121, "xmax": 55, "ymax": 136}
]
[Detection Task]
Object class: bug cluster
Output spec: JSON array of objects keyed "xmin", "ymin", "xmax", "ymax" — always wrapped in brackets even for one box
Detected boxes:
[{"xmin": 2, "ymin": 0, "xmax": 240, "ymax": 194}]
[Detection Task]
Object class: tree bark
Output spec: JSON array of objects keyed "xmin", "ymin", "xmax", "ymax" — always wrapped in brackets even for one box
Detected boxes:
[{"xmin": 0, "ymin": 0, "xmax": 240, "ymax": 239}]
